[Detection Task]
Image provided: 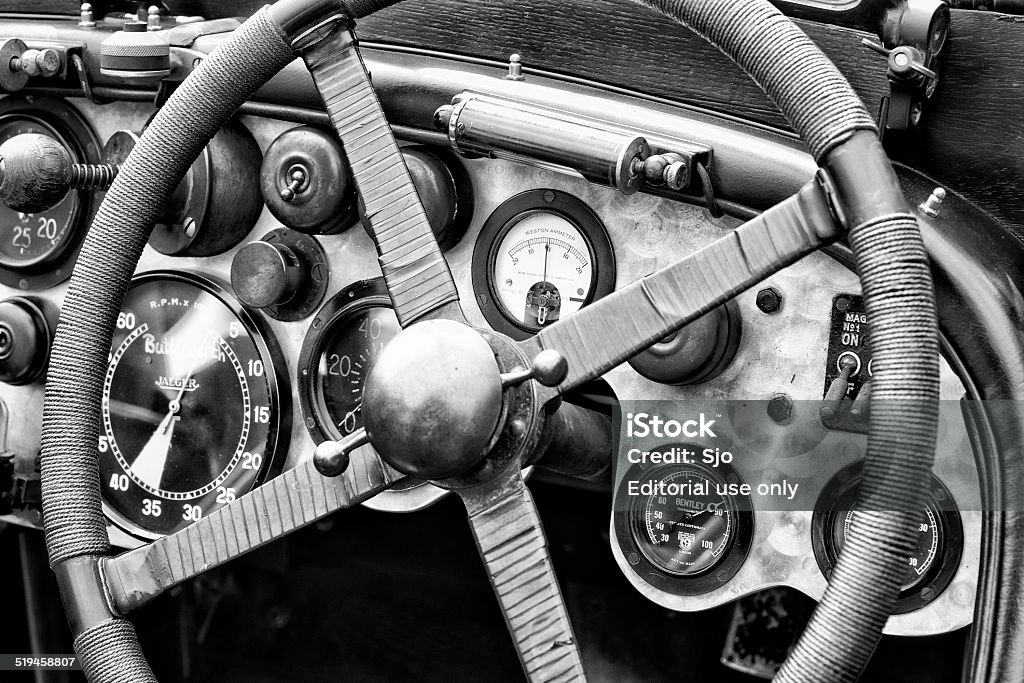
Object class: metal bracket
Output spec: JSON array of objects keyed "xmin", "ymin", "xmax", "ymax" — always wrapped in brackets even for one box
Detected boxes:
[{"xmin": 869, "ymin": 0, "xmax": 951, "ymax": 135}]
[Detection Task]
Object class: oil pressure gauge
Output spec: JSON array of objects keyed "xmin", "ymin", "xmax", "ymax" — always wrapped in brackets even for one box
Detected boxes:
[{"xmin": 472, "ymin": 189, "xmax": 614, "ymax": 339}]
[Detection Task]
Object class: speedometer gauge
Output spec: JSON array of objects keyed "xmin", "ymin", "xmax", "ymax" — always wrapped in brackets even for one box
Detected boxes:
[
  {"xmin": 298, "ymin": 279, "xmax": 400, "ymax": 443},
  {"xmin": 472, "ymin": 189, "xmax": 614, "ymax": 339},
  {"xmin": 99, "ymin": 272, "xmax": 288, "ymax": 539}
]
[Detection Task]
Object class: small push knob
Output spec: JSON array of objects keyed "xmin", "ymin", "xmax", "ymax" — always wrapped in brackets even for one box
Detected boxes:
[
  {"xmin": 231, "ymin": 241, "xmax": 306, "ymax": 310},
  {"xmin": 0, "ymin": 297, "xmax": 55, "ymax": 385},
  {"xmin": 0, "ymin": 134, "xmax": 117, "ymax": 214}
]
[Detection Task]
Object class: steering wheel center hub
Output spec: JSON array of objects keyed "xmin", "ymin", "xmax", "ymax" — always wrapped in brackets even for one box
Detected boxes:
[{"xmin": 363, "ymin": 318, "xmax": 504, "ymax": 479}]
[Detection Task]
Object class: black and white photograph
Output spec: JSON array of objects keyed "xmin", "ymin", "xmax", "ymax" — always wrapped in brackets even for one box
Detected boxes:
[{"xmin": 0, "ymin": 0, "xmax": 1020, "ymax": 680}]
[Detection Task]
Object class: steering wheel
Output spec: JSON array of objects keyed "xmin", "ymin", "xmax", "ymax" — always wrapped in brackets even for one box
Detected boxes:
[{"xmin": 39, "ymin": 1, "xmax": 940, "ymax": 681}]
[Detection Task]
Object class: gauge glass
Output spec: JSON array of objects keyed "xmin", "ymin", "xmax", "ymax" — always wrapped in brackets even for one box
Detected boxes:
[
  {"xmin": 99, "ymin": 274, "xmax": 283, "ymax": 539},
  {"xmin": 0, "ymin": 117, "xmax": 81, "ymax": 270},
  {"xmin": 315, "ymin": 305, "xmax": 400, "ymax": 439},
  {"xmin": 491, "ymin": 210, "xmax": 595, "ymax": 329},
  {"xmin": 633, "ymin": 465, "xmax": 737, "ymax": 576},
  {"xmin": 833, "ymin": 505, "xmax": 941, "ymax": 592}
]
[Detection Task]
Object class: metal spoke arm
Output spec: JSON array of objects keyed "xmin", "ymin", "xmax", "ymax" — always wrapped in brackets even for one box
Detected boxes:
[
  {"xmin": 103, "ymin": 451, "xmax": 398, "ymax": 615},
  {"xmin": 520, "ymin": 177, "xmax": 841, "ymax": 395},
  {"xmin": 297, "ymin": 19, "xmax": 461, "ymax": 326},
  {"xmin": 459, "ymin": 470, "xmax": 586, "ymax": 682}
]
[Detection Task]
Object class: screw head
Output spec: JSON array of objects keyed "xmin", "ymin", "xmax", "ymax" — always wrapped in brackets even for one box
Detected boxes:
[{"xmin": 755, "ymin": 287, "xmax": 782, "ymax": 314}]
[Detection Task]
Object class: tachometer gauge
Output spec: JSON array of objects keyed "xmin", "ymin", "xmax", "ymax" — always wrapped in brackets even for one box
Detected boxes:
[
  {"xmin": 298, "ymin": 278, "xmax": 400, "ymax": 443},
  {"xmin": 812, "ymin": 460, "xmax": 963, "ymax": 613},
  {"xmin": 614, "ymin": 451, "xmax": 754, "ymax": 595},
  {"xmin": 99, "ymin": 272, "xmax": 288, "ymax": 539},
  {"xmin": 472, "ymin": 189, "xmax": 614, "ymax": 339},
  {"xmin": 0, "ymin": 97, "xmax": 99, "ymax": 289}
]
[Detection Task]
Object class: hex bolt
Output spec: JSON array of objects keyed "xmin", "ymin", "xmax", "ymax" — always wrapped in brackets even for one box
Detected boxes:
[
  {"xmin": 767, "ymin": 394, "xmax": 794, "ymax": 424},
  {"xmin": 755, "ymin": 287, "xmax": 782, "ymax": 314}
]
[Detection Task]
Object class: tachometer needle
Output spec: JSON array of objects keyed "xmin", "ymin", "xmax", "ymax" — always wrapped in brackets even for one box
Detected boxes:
[
  {"xmin": 131, "ymin": 331, "xmax": 210, "ymax": 491},
  {"xmin": 131, "ymin": 407, "xmax": 179, "ymax": 491}
]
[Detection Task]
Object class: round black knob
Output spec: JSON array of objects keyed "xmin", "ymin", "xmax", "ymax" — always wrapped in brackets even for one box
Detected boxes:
[
  {"xmin": 0, "ymin": 133, "xmax": 73, "ymax": 214},
  {"xmin": 403, "ymin": 147, "xmax": 471, "ymax": 249},
  {"xmin": 230, "ymin": 241, "xmax": 306, "ymax": 309},
  {"xmin": 0, "ymin": 297, "xmax": 54, "ymax": 385},
  {"xmin": 628, "ymin": 303, "xmax": 740, "ymax": 386}
]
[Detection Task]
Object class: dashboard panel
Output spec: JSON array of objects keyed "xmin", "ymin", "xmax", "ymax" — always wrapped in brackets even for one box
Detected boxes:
[{"xmin": 0, "ymin": 45, "xmax": 981, "ymax": 641}]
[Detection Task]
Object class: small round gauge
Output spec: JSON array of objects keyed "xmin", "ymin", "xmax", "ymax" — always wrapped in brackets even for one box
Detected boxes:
[
  {"xmin": 99, "ymin": 272, "xmax": 288, "ymax": 539},
  {"xmin": 472, "ymin": 189, "xmax": 614, "ymax": 340},
  {"xmin": 298, "ymin": 278, "xmax": 400, "ymax": 443},
  {"xmin": 812, "ymin": 460, "xmax": 963, "ymax": 613},
  {"xmin": 0, "ymin": 97, "xmax": 98, "ymax": 288},
  {"xmin": 615, "ymin": 450, "xmax": 754, "ymax": 595},
  {"xmin": 635, "ymin": 465, "xmax": 735, "ymax": 576}
]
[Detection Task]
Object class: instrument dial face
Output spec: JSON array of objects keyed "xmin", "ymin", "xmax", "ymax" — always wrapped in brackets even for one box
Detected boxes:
[
  {"xmin": 316, "ymin": 305, "xmax": 400, "ymax": 439},
  {"xmin": 492, "ymin": 211, "xmax": 593, "ymax": 328},
  {"xmin": 99, "ymin": 273, "xmax": 285, "ymax": 539},
  {"xmin": 632, "ymin": 465, "xmax": 738, "ymax": 577},
  {"xmin": 473, "ymin": 190, "xmax": 615, "ymax": 340},
  {"xmin": 298, "ymin": 279, "xmax": 402, "ymax": 445},
  {"xmin": 834, "ymin": 506, "xmax": 941, "ymax": 592},
  {"xmin": 0, "ymin": 117, "xmax": 82, "ymax": 271},
  {"xmin": 812, "ymin": 460, "xmax": 963, "ymax": 611}
]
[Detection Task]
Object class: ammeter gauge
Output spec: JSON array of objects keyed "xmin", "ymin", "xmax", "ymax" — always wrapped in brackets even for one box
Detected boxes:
[{"xmin": 472, "ymin": 189, "xmax": 614, "ymax": 339}]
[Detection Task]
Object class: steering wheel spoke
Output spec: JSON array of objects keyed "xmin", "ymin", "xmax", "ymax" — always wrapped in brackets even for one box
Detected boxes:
[
  {"xmin": 103, "ymin": 449, "xmax": 399, "ymax": 615},
  {"xmin": 299, "ymin": 19, "xmax": 462, "ymax": 326},
  {"xmin": 519, "ymin": 177, "xmax": 840, "ymax": 397},
  {"xmin": 458, "ymin": 469, "xmax": 586, "ymax": 682}
]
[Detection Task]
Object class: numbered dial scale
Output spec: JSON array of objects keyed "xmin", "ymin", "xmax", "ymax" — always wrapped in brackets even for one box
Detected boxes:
[
  {"xmin": 614, "ymin": 453, "xmax": 754, "ymax": 596},
  {"xmin": 812, "ymin": 460, "xmax": 963, "ymax": 614},
  {"xmin": 298, "ymin": 278, "xmax": 400, "ymax": 444},
  {"xmin": 100, "ymin": 272, "xmax": 288, "ymax": 539},
  {"xmin": 0, "ymin": 97, "xmax": 99, "ymax": 289},
  {"xmin": 472, "ymin": 189, "xmax": 615, "ymax": 340}
]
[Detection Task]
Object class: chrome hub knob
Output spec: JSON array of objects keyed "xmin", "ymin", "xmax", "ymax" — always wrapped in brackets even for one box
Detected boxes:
[{"xmin": 363, "ymin": 319, "xmax": 504, "ymax": 480}]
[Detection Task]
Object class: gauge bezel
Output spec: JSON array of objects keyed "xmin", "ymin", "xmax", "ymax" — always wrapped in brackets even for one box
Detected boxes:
[
  {"xmin": 811, "ymin": 459, "xmax": 963, "ymax": 614},
  {"xmin": 297, "ymin": 277, "xmax": 394, "ymax": 445},
  {"xmin": 614, "ymin": 450, "xmax": 754, "ymax": 596},
  {"xmin": 0, "ymin": 96, "xmax": 100, "ymax": 289},
  {"xmin": 471, "ymin": 189, "xmax": 615, "ymax": 340},
  {"xmin": 100, "ymin": 270, "xmax": 290, "ymax": 540}
]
